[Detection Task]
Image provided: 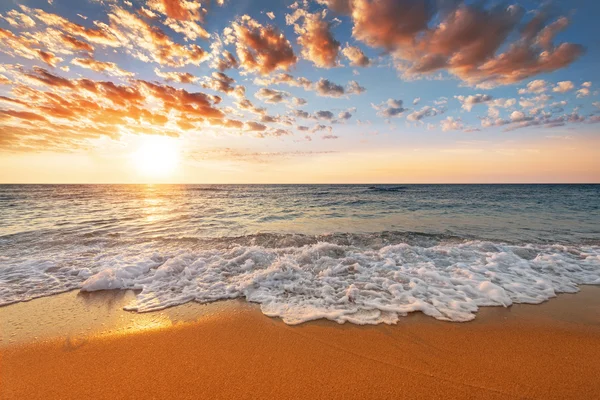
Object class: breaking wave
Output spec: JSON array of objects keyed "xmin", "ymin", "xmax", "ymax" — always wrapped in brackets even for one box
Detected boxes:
[{"xmin": 2, "ymin": 233, "xmax": 599, "ymax": 325}]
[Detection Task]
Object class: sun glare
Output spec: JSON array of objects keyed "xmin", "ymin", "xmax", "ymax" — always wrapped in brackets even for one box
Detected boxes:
[{"xmin": 132, "ymin": 136, "xmax": 180, "ymax": 178}]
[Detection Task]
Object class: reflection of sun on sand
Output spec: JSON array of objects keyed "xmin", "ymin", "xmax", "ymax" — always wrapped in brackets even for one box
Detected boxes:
[{"xmin": 2, "ymin": 288, "xmax": 600, "ymax": 400}]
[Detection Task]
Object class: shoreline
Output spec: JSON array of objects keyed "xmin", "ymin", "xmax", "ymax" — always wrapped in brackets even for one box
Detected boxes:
[{"xmin": 2, "ymin": 287, "xmax": 600, "ymax": 399}]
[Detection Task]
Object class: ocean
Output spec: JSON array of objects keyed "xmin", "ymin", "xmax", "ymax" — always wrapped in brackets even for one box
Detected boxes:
[{"xmin": 1, "ymin": 184, "xmax": 599, "ymax": 324}]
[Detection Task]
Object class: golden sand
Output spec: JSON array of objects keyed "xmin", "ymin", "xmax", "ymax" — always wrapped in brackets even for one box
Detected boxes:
[{"xmin": 2, "ymin": 287, "xmax": 600, "ymax": 399}]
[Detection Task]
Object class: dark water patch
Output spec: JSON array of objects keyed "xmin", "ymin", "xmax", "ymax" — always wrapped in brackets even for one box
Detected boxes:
[{"xmin": 367, "ymin": 186, "xmax": 408, "ymax": 192}]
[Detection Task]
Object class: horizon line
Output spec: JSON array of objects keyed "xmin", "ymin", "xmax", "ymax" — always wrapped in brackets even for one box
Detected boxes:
[{"xmin": 1, "ymin": 182, "xmax": 599, "ymax": 185}]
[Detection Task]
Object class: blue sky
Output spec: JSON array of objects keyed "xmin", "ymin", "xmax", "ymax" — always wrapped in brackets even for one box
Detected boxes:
[{"xmin": 0, "ymin": 0, "xmax": 599, "ymax": 182}]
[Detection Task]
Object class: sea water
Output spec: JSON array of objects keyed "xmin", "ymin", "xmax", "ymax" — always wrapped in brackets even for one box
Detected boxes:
[{"xmin": 1, "ymin": 184, "xmax": 599, "ymax": 324}]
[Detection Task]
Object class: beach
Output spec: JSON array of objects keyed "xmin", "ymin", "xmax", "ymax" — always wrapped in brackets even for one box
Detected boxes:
[{"xmin": 2, "ymin": 286, "xmax": 600, "ymax": 400}]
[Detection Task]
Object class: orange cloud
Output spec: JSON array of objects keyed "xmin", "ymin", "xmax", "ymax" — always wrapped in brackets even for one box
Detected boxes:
[
  {"xmin": 211, "ymin": 50, "xmax": 239, "ymax": 71},
  {"xmin": 107, "ymin": 7, "xmax": 209, "ymax": 67},
  {"xmin": 0, "ymin": 68, "xmax": 269, "ymax": 152},
  {"xmin": 60, "ymin": 34, "xmax": 94, "ymax": 53},
  {"xmin": 293, "ymin": 11, "xmax": 341, "ymax": 68},
  {"xmin": 201, "ymin": 72, "xmax": 240, "ymax": 96},
  {"xmin": 147, "ymin": 0, "xmax": 204, "ymax": 21},
  {"xmin": 154, "ymin": 68, "xmax": 199, "ymax": 84},
  {"xmin": 71, "ymin": 57, "xmax": 135, "ymax": 77},
  {"xmin": 0, "ymin": 28, "xmax": 62, "ymax": 67},
  {"xmin": 228, "ymin": 16, "xmax": 297, "ymax": 75},
  {"xmin": 342, "ymin": 44, "xmax": 370, "ymax": 67},
  {"xmin": 317, "ymin": 0, "xmax": 583, "ymax": 87}
]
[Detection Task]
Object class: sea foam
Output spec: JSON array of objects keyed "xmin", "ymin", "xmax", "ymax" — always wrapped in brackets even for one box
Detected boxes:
[{"xmin": 67, "ymin": 241, "xmax": 600, "ymax": 324}]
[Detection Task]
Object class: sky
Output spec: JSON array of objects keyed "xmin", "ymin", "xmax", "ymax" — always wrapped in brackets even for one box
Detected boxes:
[{"xmin": 0, "ymin": 0, "xmax": 599, "ymax": 183}]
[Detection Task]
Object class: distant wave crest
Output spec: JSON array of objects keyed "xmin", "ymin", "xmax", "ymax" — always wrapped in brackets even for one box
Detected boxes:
[{"xmin": 367, "ymin": 186, "xmax": 408, "ymax": 192}]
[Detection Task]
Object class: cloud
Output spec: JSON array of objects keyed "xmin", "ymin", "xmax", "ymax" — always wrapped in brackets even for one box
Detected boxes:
[
  {"xmin": 350, "ymin": 0, "xmax": 431, "ymax": 50},
  {"xmin": 201, "ymin": 71, "xmax": 241, "ymax": 96},
  {"xmin": 24, "ymin": 66, "xmax": 74, "ymax": 88},
  {"xmin": 413, "ymin": 97, "xmax": 421, "ymax": 105},
  {"xmin": 315, "ymin": 110, "xmax": 334, "ymax": 120},
  {"xmin": 254, "ymin": 73, "xmax": 313, "ymax": 89},
  {"xmin": 292, "ymin": 97, "xmax": 307, "ymax": 106},
  {"xmin": 244, "ymin": 121, "xmax": 267, "ymax": 131},
  {"xmin": 154, "ymin": 68, "xmax": 200, "ymax": 84},
  {"xmin": 3, "ymin": 5, "xmax": 201, "ymax": 70},
  {"xmin": 311, "ymin": 124, "xmax": 333, "ymax": 133},
  {"xmin": 209, "ymin": 36, "xmax": 240, "ymax": 71},
  {"xmin": 577, "ymin": 82, "xmax": 591, "ymax": 98},
  {"xmin": 23, "ymin": 5, "xmax": 119, "ymax": 47},
  {"xmin": 587, "ymin": 115, "xmax": 600, "ymax": 124},
  {"xmin": 315, "ymin": 78, "xmax": 344, "ymax": 97},
  {"xmin": 163, "ymin": 18, "xmax": 210, "ymax": 41},
  {"xmin": 346, "ymin": 80, "xmax": 366, "ymax": 95},
  {"xmin": 316, "ymin": 0, "xmax": 352, "ymax": 15},
  {"xmin": 60, "ymin": 34, "xmax": 94, "ymax": 52},
  {"xmin": 510, "ymin": 111, "xmax": 534, "ymax": 123},
  {"xmin": 291, "ymin": 109, "xmax": 311, "ymax": 119},
  {"xmin": 455, "ymin": 94, "xmax": 492, "ymax": 111},
  {"xmin": 440, "ymin": 116, "xmax": 464, "ymax": 132},
  {"xmin": 259, "ymin": 114, "xmax": 294, "ymax": 126},
  {"xmin": 254, "ymin": 73, "xmax": 363, "ymax": 97},
  {"xmin": 292, "ymin": 10, "xmax": 341, "ymax": 68},
  {"xmin": 261, "ymin": 128, "xmax": 291, "ymax": 137},
  {"xmin": 235, "ymin": 98, "xmax": 267, "ymax": 115},
  {"xmin": 106, "ymin": 6, "xmax": 209, "ymax": 67},
  {"xmin": 518, "ymin": 80, "xmax": 547, "ymax": 94},
  {"xmin": 552, "ymin": 81, "xmax": 574, "ymax": 93},
  {"xmin": 227, "ymin": 15, "xmax": 297, "ymax": 75},
  {"xmin": 487, "ymin": 98, "xmax": 516, "ymax": 118},
  {"xmin": 0, "ymin": 27, "xmax": 63, "ymax": 67},
  {"xmin": 71, "ymin": 57, "xmax": 135, "ymax": 77},
  {"xmin": 147, "ymin": 0, "xmax": 204, "ymax": 21},
  {"xmin": 479, "ymin": 106, "xmax": 592, "ymax": 131},
  {"xmin": 338, "ymin": 109, "xmax": 354, "ymax": 120},
  {"xmin": 1, "ymin": 9, "xmax": 36, "ymax": 28},
  {"xmin": 406, "ymin": 106, "xmax": 443, "ymax": 122},
  {"xmin": 144, "ymin": 0, "xmax": 210, "ymax": 40},
  {"xmin": 254, "ymin": 87, "xmax": 290, "ymax": 103},
  {"xmin": 0, "ymin": 68, "xmax": 235, "ymax": 151},
  {"xmin": 0, "ymin": 110, "xmax": 48, "ymax": 122},
  {"xmin": 518, "ymin": 94, "xmax": 552, "ymax": 109},
  {"xmin": 266, "ymin": 12, "xmax": 275, "ymax": 20},
  {"xmin": 316, "ymin": 1, "xmax": 584, "ymax": 87},
  {"xmin": 373, "ymin": 98, "xmax": 405, "ymax": 118},
  {"xmin": 341, "ymin": 44, "xmax": 370, "ymax": 67},
  {"xmin": 215, "ymin": 119, "xmax": 244, "ymax": 129},
  {"xmin": 211, "ymin": 50, "xmax": 238, "ymax": 71}
]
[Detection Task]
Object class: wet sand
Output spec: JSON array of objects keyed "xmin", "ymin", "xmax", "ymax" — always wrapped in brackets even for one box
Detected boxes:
[{"xmin": 2, "ymin": 287, "xmax": 600, "ymax": 399}]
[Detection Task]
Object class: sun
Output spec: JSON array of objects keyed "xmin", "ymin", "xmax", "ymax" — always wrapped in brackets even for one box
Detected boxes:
[{"xmin": 132, "ymin": 135, "xmax": 180, "ymax": 178}]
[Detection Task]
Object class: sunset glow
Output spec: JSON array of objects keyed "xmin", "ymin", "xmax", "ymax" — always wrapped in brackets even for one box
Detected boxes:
[
  {"xmin": 132, "ymin": 136, "xmax": 180, "ymax": 178},
  {"xmin": 0, "ymin": 0, "xmax": 598, "ymax": 183}
]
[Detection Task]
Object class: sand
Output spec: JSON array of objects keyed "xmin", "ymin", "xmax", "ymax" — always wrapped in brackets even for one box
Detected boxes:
[{"xmin": 2, "ymin": 287, "xmax": 600, "ymax": 400}]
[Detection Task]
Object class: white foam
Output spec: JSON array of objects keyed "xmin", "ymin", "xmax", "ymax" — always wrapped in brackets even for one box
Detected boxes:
[{"xmin": 76, "ymin": 241, "xmax": 600, "ymax": 324}]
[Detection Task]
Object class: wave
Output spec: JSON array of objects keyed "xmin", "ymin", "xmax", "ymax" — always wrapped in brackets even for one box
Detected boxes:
[
  {"xmin": 2, "ymin": 236, "xmax": 598, "ymax": 325},
  {"xmin": 367, "ymin": 186, "xmax": 408, "ymax": 192}
]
